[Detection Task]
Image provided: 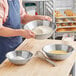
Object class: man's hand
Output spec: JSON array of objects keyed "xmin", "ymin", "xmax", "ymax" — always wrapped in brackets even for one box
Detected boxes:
[
  {"xmin": 35, "ymin": 15, "xmax": 52, "ymax": 22},
  {"xmin": 21, "ymin": 29, "xmax": 35, "ymax": 39}
]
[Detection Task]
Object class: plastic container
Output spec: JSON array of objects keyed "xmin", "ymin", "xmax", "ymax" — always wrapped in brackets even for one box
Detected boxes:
[
  {"xmin": 62, "ymin": 33, "xmax": 74, "ymax": 45},
  {"xmin": 24, "ymin": 3, "xmax": 37, "ymax": 29},
  {"xmin": 25, "ymin": 3, "xmax": 36, "ymax": 15}
]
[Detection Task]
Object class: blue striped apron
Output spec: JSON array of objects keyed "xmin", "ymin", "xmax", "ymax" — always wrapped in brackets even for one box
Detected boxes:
[{"xmin": 0, "ymin": 0, "xmax": 22, "ymax": 63}]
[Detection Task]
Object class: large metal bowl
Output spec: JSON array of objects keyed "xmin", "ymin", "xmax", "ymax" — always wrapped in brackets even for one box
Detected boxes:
[
  {"xmin": 24, "ymin": 20, "xmax": 56, "ymax": 39},
  {"xmin": 42, "ymin": 44, "xmax": 74, "ymax": 60},
  {"xmin": 6, "ymin": 50, "xmax": 33, "ymax": 65}
]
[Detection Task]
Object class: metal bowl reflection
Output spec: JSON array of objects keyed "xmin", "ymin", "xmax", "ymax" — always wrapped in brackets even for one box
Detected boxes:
[
  {"xmin": 24, "ymin": 20, "xmax": 56, "ymax": 39},
  {"xmin": 6, "ymin": 50, "xmax": 33, "ymax": 65},
  {"xmin": 42, "ymin": 44, "xmax": 74, "ymax": 60}
]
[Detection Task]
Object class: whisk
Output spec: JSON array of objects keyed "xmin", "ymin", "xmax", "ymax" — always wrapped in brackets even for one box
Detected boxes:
[{"xmin": 35, "ymin": 51, "xmax": 56, "ymax": 67}]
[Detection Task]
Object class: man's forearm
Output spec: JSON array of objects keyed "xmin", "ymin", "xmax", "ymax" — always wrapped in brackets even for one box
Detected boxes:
[
  {"xmin": 21, "ymin": 15, "xmax": 35, "ymax": 24},
  {"xmin": 21, "ymin": 14, "xmax": 52, "ymax": 25},
  {"xmin": 21, "ymin": 14, "xmax": 43, "ymax": 24},
  {"xmin": 0, "ymin": 26, "xmax": 23, "ymax": 37}
]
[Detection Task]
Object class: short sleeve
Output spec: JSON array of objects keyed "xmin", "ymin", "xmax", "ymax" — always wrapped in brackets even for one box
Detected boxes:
[
  {"xmin": 0, "ymin": 1, "xmax": 4, "ymax": 26},
  {"xmin": 19, "ymin": 0, "xmax": 26, "ymax": 17}
]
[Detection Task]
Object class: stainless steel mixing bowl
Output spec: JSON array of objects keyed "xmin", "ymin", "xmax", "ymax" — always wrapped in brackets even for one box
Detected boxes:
[
  {"xmin": 24, "ymin": 20, "xmax": 56, "ymax": 39},
  {"xmin": 6, "ymin": 50, "xmax": 33, "ymax": 65},
  {"xmin": 42, "ymin": 44, "xmax": 74, "ymax": 60}
]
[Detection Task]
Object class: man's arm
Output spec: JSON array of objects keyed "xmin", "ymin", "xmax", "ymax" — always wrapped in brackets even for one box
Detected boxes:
[
  {"xmin": 0, "ymin": 25, "xmax": 35, "ymax": 39},
  {"xmin": 21, "ymin": 14, "xmax": 52, "ymax": 24},
  {"xmin": 0, "ymin": 25, "xmax": 23, "ymax": 37},
  {"xmin": 0, "ymin": 18, "xmax": 35, "ymax": 38},
  {"xmin": 0, "ymin": 0, "xmax": 35, "ymax": 39},
  {"xmin": 20, "ymin": 0, "xmax": 52, "ymax": 24}
]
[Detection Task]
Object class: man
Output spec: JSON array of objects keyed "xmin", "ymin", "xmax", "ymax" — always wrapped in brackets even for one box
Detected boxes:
[{"xmin": 0, "ymin": 0, "xmax": 52, "ymax": 63}]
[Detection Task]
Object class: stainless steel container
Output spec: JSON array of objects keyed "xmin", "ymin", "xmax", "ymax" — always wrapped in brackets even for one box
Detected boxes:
[
  {"xmin": 24, "ymin": 20, "xmax": 56, "ymax": 39},
  {"xmin": 42, "ymin": 44, "xmax": 74, "ymax": 60},
  {"xmin": 6, "ymin": 50, "xmax": 33, "ymax": 65}
]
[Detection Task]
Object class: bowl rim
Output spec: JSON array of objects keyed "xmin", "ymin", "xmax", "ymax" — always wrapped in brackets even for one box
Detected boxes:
[
  {"xmin": 24, "ymin": 20, "xmax": 57, "ymax": 36},
  {"xmin": 6, "ymin": 50, "xmax": 33, "ymax": 60},
  {"xmin": 42, "ymin": 44, "xmax": 74, "ymax": 55}
]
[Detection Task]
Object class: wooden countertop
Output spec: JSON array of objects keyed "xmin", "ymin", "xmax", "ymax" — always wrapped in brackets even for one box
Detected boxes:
[{"xmin": 0, "ymin": 39, "xmax": 75, "ymax": 76}]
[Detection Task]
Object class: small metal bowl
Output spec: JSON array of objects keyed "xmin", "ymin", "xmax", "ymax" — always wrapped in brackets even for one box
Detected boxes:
[
  {"xmin": 24, "ymin": 20, "xmax": 56, "ymax": 39},
  {"xmin": 42, "ymin": 44, "xmax": 74, "ymax": 60},
  {"xmin": 6, "ymin": 50, "xmax": 33, "ymax": 65}
]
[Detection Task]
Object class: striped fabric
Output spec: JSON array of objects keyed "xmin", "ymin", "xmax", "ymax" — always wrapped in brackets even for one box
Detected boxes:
[{"xmin": 0, "ymin": 0, "xmax": 25, "ymax": 25}]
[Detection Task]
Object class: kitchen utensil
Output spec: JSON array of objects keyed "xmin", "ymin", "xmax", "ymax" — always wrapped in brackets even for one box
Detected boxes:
[
  {"xmin": 24, "ymin": 20, "xmax": 56, "ymax": 39},
  {"xmin": 42, "ymin": 44, "xmax": 74, "ymax": 60},
  {"xmin": 62, "ymin": 33, "xmax": 74, "ymax": 45},
  {"xmin": 6, "ymin": 50, "xmax": 33, "ymax": 65},
  {"xmin": 35, "ymin": 51, "xmax": 56, "ymax": 67}
]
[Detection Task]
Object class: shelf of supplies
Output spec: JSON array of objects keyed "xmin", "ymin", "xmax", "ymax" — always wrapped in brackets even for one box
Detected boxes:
[
  {"xmin": 56, "ymin": 21, "xmax": 76, "ymax": 23},
  {"xmin": 56, "ymin": 16, "xmax": 76, "ymax": 19},
  {"xmin": 57, "ymin": 26, "xmax": 76, "ymax": 28},
  {"xmin": 56, "ymin": 31, "xmax": 76, "ymax": 33}
]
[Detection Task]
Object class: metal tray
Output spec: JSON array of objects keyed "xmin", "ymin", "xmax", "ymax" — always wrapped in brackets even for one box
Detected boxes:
[{"xmin": 55, "ymin": 9, "xmax": 76, "ymax": 33}]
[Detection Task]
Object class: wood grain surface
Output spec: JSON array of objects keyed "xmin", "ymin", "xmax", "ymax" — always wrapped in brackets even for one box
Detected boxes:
[{"xmin": 0, "ymin": 38, "xmax": 75, "ymax": 76}]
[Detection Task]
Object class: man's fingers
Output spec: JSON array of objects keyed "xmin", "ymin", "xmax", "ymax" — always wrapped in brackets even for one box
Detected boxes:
[
  {"xmin": 29, "ymin": 31, "xmax": 35, "ymax": 38},
  {"xmin": 45, "ymin": 16, "xmax": 52, "ymax": 21},
  {"xmin": 27, "ymin": 30, "xmax": 35, "ymax": 38},
  {"xmin": 48, "ymin": 17, "xmax": 52, "ymax": 21}
]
